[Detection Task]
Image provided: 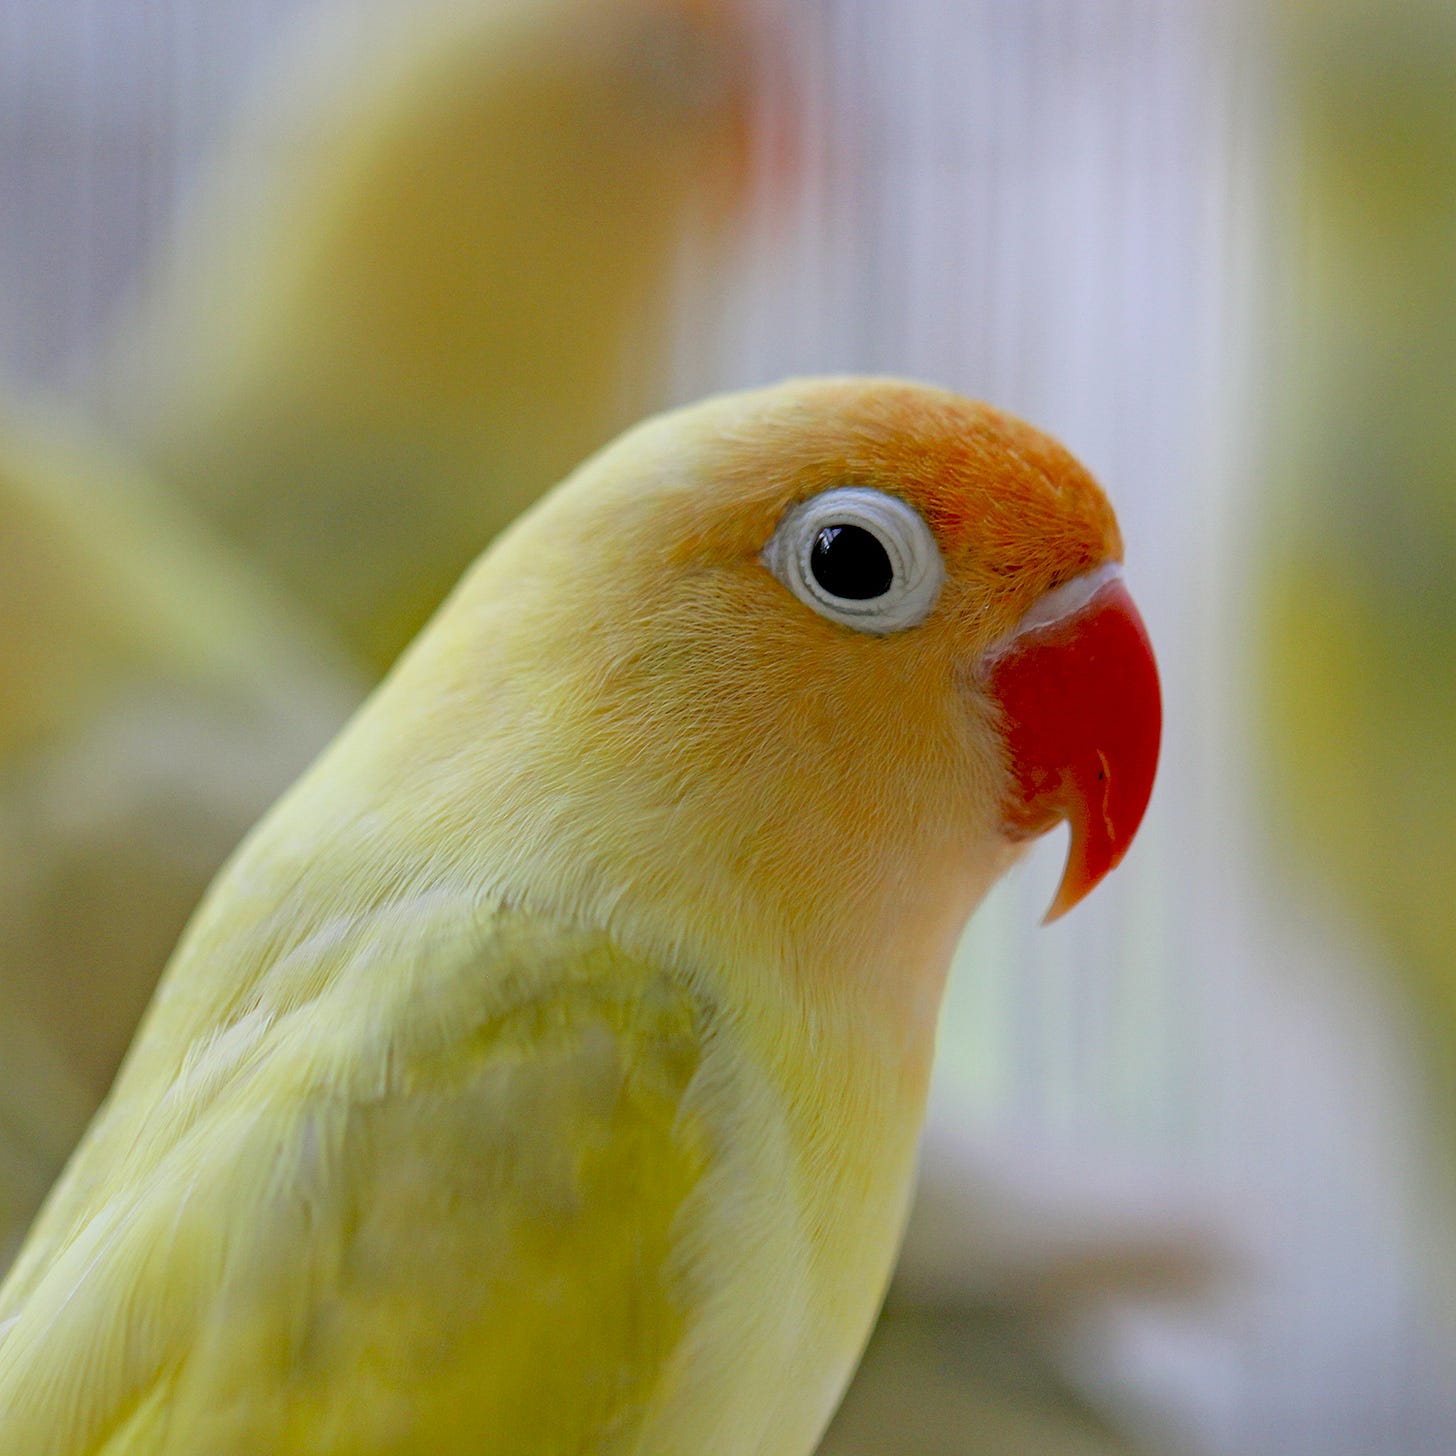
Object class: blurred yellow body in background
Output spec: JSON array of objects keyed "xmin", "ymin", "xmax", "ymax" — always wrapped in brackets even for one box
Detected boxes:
[
  {"xmin": 1261, "ymin": 0, "xmax": 1456, "ymax": 1202},
  {"xmin": 102, "ymin": 0, "xmax": 769, "ymax": 675},
  {"xmin": 0, "ymin": 399, "xmax": 359, "ymax": 1261}
]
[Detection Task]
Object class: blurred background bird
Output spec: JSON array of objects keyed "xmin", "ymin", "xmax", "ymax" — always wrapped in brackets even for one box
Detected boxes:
[
  {"xmin": 0, "ymin": 395, "xmax": 360, "ymax": 1263},
  {"xmin": 98, "ymin": 0, "xmax": 781, "ymax": 676},
  {"xmin": 1258, "ymin": 0, "xmax": 1456, "ymax": 1264}
]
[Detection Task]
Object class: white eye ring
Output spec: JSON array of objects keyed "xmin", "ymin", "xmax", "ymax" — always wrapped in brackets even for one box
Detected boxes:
[{"xmin": 761, "ymin": 486, "xmax": 945, "ymax": 635}]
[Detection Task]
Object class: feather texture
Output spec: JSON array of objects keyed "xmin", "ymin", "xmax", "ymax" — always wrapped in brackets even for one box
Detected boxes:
[{"xmin": 0, "ymin": 380, "xmax": 1146, "ymax": 1453}]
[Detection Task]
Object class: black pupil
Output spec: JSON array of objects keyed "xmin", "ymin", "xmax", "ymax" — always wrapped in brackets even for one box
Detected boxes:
[{"xmin": 809, "ymin": 524, "xmax": 894, "ymax": 600}]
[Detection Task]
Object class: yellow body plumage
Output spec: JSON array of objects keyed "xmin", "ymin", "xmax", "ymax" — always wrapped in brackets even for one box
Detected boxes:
[{"xmin": 0, "ymin": 380, "xmax": 1138, "ymax": 1453}]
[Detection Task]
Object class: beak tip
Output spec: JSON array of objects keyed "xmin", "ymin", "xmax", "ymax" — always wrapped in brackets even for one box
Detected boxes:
[
  {"xmin": 1040, "ymin": 840, "xmax": 1124, "ymax": 926},
  {"xmin": 1040, "ymin": 844, "xmax": 1100, "ymax": 926}
]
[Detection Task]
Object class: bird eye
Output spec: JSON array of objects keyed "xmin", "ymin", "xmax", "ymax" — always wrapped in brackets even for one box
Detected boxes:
[
  {"xmin": 762, "ymin": 487, "xmax": 944, "ymax": 634},
  {"xmin": 810, "ymin": 525, "xmax": 893, "ymax": 599}
]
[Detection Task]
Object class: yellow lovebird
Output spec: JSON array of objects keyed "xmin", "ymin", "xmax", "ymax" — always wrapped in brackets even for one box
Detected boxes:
[
  {"xmin": 0, "ymin": 398, "xmax": 360, "ymax": 1261},
  {"xmin": 103, "ymin": 0, "xmax": 777, "ymax": 676},
  {"xmin": 0, "ymin": 379, "xmax": 1160, "ymax": 1454}
]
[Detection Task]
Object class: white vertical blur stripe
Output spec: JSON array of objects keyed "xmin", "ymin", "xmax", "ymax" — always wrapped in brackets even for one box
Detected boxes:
[
  {"xmin": 698, "ymin": 0, "xmax": 1231, "ymax": 1141},
  {"xmin": 0, "ymin": 1, "xmax": 1450, "ymax": 1451},
  {"xmin": 0, "ymin": 0, "xmax": 305, "ymax": 388}
]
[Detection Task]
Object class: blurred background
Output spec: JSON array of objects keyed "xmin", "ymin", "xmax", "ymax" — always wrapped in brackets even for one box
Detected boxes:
[{"xmin": 2, "ymin": 0, "xmax": 1456, "ymax": 1452}]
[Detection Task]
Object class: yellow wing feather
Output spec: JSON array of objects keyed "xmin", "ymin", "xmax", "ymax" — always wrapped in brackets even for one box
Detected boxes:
[{"xmin": 0, "ymin": 911, "xmax": 719, "ymax": 1455}]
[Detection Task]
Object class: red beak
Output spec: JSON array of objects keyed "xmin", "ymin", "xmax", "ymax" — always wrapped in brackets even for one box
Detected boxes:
[{"xmin": 982, "ymin": 567, "xmax": 1162, "ymax": 923}]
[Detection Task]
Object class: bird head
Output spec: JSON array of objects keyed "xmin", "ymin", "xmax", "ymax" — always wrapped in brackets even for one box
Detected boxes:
[{"xmin": 343, "ymin": 379, "xmax": 1159, "ymax": 1037}]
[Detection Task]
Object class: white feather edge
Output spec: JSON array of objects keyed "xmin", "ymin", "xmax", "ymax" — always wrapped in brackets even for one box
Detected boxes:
[{"xmin": 982, "ymin": 561, "xmax": 1125, "ymax": 659}]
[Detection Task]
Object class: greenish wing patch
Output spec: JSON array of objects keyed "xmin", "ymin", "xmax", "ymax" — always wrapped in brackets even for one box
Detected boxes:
[{"xmin": 0, "ymin": 915, "xmax": 717, "ymax": 1456}]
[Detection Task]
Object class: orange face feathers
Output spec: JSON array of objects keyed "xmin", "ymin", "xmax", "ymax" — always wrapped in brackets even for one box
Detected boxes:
[
  {"xmin": 451, "ymin": 378, "xmax": 1158, "ymax": 953},
  {"xmin": 714, "ymin": 378, "xmax": 1158, "ymax": 922},
  {"xmin": 638, "ymin": 378, "xmax": 1124, "ymax": 637}
]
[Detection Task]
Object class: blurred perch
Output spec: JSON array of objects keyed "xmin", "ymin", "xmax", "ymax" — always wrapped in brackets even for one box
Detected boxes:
[
  {"xmin": 1259, "ymin": 0, "xmax": 1456, "ymax": 1208},
  {"xmin": 822, "ymin": 1306, "xmax": 1145, "ymax": 1456},
  {"xmin": 894, "ymin": 1132, "xmax": 1227, "ymax": 1316},
  {"xmin": 99, "ymin": 0, "xmax": 780, "ymax": 676},
  {"xmin": 819, "ymin": 1127, "xmax": 1226, "ymax": 1456},
  {"xmin": 0, "ymin": 397, "xmax": 361, "ymax": 1262}
]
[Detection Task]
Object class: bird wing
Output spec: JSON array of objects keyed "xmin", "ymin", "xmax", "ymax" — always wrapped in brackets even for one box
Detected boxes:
[{"xmin": 0, "ymin": 909, "xmax": 720, "ymax": 1456}]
